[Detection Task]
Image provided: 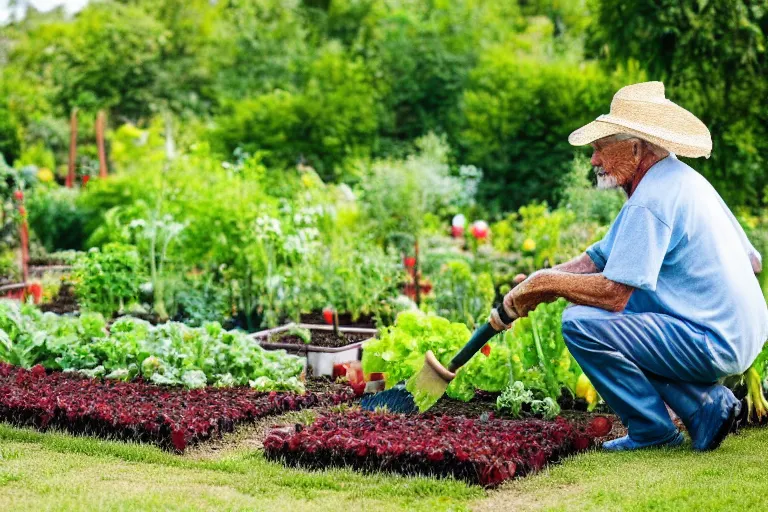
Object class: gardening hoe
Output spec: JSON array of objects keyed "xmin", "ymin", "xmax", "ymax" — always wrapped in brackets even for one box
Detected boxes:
[{"xmin": 361, "ymin": 305, "xmax": 515, "ymax": 414}]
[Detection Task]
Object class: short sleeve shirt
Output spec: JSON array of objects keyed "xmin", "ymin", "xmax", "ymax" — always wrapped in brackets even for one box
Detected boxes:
[{"xmin": 586, "ymin": 154, "xmax": 768, "ymax": 373}]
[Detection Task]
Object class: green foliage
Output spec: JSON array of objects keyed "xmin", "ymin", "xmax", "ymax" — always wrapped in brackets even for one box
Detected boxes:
[
  {"xmin": 172, "ymin": 274, "xmax": 231, "ymax": 328},
  {"xmin": 496, "ymin": 381, "xmax": 561, "ymax": 419},
  {"xmin": 502, "ymin": 298, "xmax": 581, "ymax": 399},
  {"xmin": 362, "ymin": 299, "xmax": 582, "ymax": 403},
  {"xmin": 26, "ymin": 188, "xmax": 89, "ymax": 252},
  {"xmin": 358, "ymin": 133, "xmax": 480, "ymax": 248},
  {"xmin": 213, "ymin": 43, "xmax": 379, "ymax": 181},
  {"xmin": 74, "ymin": 244, "xmax": 143, "ymax": 316},
  {"xmin": 0, "ymin": 299, "xmax": 305, "ymax": 392},
  {"xmin": 306, "ymin": 237, "xmax": 402, "ymax": 324},
  {"xmin": 458, "ymin": 51, "xmax": 642, "ymax": 212},
  {"xmin": 496, "ymin": 381, "xmax": 533, "ymax": 417},
  {"xmin": 558, "ymin": 154, "xmax": 624, "ymax": 225},
  {"xmin": 587, "ymin": 0, "xmax": 768, "ymax": 208},
  {"xmin": 0, "ymin": 102, "xmax": 21, "ymax": 165},
  {"xmin": 427, "ymin": 259, "xmax": 495, "ymax": 330}
]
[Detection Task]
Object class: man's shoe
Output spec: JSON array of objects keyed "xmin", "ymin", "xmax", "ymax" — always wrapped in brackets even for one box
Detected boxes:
[
  {"xmin": 689, "ymin": 386, "xmax": 739, "ymax": 452},
  {"xmin": 603, "ymin": 431, "xmax": 684, "ymax": 452}
]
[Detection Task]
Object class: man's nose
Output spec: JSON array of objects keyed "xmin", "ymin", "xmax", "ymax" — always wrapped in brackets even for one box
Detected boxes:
[{"xmin": 590, "ymin": 151, "xmax": 601, "ymax": 167}]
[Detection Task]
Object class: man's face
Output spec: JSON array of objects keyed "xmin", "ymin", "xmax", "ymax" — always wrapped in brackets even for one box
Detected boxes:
[{"xmin": 590, "ymin": 137, "xmax": 641, "ymax": 190}]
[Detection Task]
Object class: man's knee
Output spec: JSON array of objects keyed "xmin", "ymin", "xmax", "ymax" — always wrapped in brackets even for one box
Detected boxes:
[{"xmin": 561, "ymin": 305, "xmax": 614, "ymax": 349}]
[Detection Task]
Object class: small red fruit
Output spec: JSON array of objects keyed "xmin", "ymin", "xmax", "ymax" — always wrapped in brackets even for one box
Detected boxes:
[
  {"xmin": 470, "ymin": 220, "xmax": 489, "ymax": 240},
  {"xmin": 480, "ymin": 344, "xmax": 491, "ymax": 357},
  {"xmin": 588, "ymin": 416, "xmax": 612, "ymax": 437},
  {"xmin": 403, "ymin": 256, "xmax": 416, "ymax": 268},
  {"xmin": 18, "ymin": 206, "xmax": 26, "ymax": 216},
  {"xmin": 322, "ymin": 307, "xmax": 334, "ymax": 325},
  {"xmin": 82, "ymin": 175, "xmax": 90, "ymax": 186},
  {"xmin": 13, "ymin": 190, "xmax": 23, "ymax": 201}
]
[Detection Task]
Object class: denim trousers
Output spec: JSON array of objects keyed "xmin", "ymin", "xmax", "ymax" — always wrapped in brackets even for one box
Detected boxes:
[{"xmin": 562, "ymin": 305, "xmax": 739, "ymax": 443}]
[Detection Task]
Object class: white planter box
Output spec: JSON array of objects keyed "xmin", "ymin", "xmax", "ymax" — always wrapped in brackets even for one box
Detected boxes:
[{"xmin": 251, "ymin": 323, "xmax": 376, "ymax": 377}]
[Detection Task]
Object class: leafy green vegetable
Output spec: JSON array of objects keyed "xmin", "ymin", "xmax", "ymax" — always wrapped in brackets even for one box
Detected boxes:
[
  {"xmin": 0, "ymin": 299, "xmax": 305, "ymax": 392},
  {"xmin": 363, "ymin": 298, "xmax": 589, "ymax": 403},
  {"xmin": 496, "ymin": 381, "xmax": 533, "ymax": 417},
  {"xmin": 531, "ymin": 397, "xmax": 561, "ymax": 420}
]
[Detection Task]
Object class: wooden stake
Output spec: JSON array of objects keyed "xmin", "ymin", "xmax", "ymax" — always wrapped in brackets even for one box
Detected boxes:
[
  {"xmin": 19, "ymin": 205, "xmax": 28, "ymax": 283},
  {"xmin": 96, "ymin": 110, "xmax": 108, "ymax": 178},
  {"xmin": 66, "ymin": 108, "xmax": 78, "ymax": 188},
  {"xmin": 414, "ymin": 239, "xmax": 421, "ymax": 306}
]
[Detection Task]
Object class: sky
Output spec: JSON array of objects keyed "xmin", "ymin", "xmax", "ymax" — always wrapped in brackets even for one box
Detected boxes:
[{"xmin": 0, "ymin": 0, "xmax": 88, "ymax": 24}]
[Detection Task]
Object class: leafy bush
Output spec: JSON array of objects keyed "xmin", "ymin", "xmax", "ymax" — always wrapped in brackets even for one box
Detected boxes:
[
  {"xmin": 357, "ymin": 133, "xmax": 480, "ymax": 249},
  {"xmin": 212, "ymin": 43, "xmax": 379, "ymax": 181},
  {"xmin": 427, "ymin": 259, "xmax": 495, "ymax": 330},
  {"xmin": 0, "ymin": 103, "xmax": 21, "ymax": 165},
  {"xmin": 73, "ymin": 244, "xmax": 143, "ymax": 316},
  {"xmin": 27, "ymin": 188, "xmax": 90, "ymax": 252},
  {"xmin": 457, "ymin": 51, "xmax": 641, "ymax": 213}
]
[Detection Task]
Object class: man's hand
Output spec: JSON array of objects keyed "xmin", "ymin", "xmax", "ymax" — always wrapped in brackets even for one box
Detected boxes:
[{"xmin": 488, "ymin": 303, "xmax": 519, "ymax": 331}]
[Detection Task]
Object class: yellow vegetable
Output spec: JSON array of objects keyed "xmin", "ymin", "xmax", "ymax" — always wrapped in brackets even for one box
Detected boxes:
[
  {"xmin": 37, "ymin": 168, "xmax": 54, "ymax": 183},
  {"xmin": 577, "ymin": 373, "xmax": 599, "ymax": 411},
  {"xmin": 522, "ymin": 238, "xmax": 536, "ymax": 252},
  {"xmin": 575, "ymin": 373, "xmax": 591, "ymax": 398}
]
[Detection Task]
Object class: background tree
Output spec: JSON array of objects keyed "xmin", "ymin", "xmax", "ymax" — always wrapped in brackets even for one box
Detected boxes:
[{"xmin": 587, "ymin": 0, "xmax": 768, "ymax": 207}]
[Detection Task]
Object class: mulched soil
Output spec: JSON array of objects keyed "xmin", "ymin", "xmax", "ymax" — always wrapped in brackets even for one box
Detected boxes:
[
  {"xmin": 268, "ymin": 330, "xmax": 373, "ymax": 349},
  {"xmin": 299, "ymin": 311, "xmax": 377, "ymax": 329},
  {"xmin": 39, "ymin": 284, "xmax": 79, "ymax": 315}
]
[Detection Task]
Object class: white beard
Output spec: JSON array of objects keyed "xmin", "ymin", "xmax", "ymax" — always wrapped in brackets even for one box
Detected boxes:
[{"xmin": 594, "ymin": 167, "xmax": 619, "ymax": 190}]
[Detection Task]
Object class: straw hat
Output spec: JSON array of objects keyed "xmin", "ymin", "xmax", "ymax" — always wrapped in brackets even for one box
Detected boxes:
[{"xmin": 568, "ymin": 81, "xmax": 712, "ymax": 158}]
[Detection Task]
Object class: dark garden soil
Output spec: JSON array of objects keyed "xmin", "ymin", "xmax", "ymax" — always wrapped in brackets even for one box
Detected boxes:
[
  {"xmin": 269, "ymin": 330, "xmax": 373, "ymax": 349},
  {"xmin": 28, "ymin": 255, "xmax": 72, "ymax": 266},
  {"xmin": 299, "ymin": 311, "xmax": 377, "ymax": 329},
  {"xmin": 39, "ymin": 283, "xmax": 79, "ymax": 315}
]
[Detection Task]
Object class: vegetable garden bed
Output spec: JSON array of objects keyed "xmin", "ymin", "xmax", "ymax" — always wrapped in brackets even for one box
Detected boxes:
[
  {"xmin": 253, "ymin": 323, "xmax": 376, "ymax": 377},
  {"xmin": 0, "ymin": 362, "xmax": 355, "ymax": 452},
  {"xmin": 264, "ymin": 411, "xmax": 597, "ymax": 487}
]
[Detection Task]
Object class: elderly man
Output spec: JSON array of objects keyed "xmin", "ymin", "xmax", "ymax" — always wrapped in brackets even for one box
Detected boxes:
[{"xmin": 490, "ymin": 82, "xmax": 768, "ymax": 451}]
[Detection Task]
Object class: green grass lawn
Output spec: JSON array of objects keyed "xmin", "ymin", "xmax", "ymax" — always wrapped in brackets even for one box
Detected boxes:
[
  {"xmin": 1, "ymin": 423, "xmax": 767, "ymax": 512},
  {"xmin": 476, "ymin": 427, "xmax": 768, "ymax": 512}
]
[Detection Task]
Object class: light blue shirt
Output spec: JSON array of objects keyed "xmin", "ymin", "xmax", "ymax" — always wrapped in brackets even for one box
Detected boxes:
[{"xmin": 586, "ymin": 154, "xmax": 768, "ymax": 373}]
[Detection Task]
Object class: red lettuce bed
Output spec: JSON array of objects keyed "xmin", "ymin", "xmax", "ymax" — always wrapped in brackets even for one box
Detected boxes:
[
  {"xmin": 264, "ymin": 411, "xmax": 595, "ymax": 487},
  {"xmin": 0, "ymin": 362, "xmax": 353, "ymax": 452}
]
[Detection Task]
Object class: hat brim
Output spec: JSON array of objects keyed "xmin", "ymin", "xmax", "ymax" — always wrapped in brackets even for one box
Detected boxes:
[
  {"xmin": 568, "ymin": 120, "xmax": 622, "ymax": 146},
  {"xmin": 568, "ymin": 120, "xmax": 711, "ymax": 158}
]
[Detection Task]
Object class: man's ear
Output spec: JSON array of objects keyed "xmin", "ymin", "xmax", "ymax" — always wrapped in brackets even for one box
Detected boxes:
[{"xmin": 632, "ymin": 140, "xmax": 641, "ymax": 160}]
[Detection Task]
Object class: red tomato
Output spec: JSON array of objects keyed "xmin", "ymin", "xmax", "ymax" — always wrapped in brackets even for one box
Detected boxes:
[
  {"xmin": 403, "ymin": 256, "xmax": 416, "ymax": 268},
  {"xmin": 480, "ymin": 344, "xmax": 491, "ymax": 357},
  {"xmin": 13, "ymin": 190, "xmax": 23, "ymax": 201},
  {"xmin": 322, "ymin": 307, "xmax": 334, "ymax": 325},
  {"xmin": 588, "ymin": 416, "xmax": 612, "ymax": 437}
]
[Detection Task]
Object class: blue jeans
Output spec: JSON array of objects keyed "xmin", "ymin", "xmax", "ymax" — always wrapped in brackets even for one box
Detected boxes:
[{"xmin": 562, "ymin": 305, "xmax": 739, "ymax": 443}]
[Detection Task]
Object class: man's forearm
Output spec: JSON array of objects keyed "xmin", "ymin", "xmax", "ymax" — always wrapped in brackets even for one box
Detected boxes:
[
  {"xmin": 552, "ymin": 252, "xmax": 599, "ymax": 274},
  {"xmin": 512, "ymin": 269, "xmax": 633, "ymax": 316}
]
